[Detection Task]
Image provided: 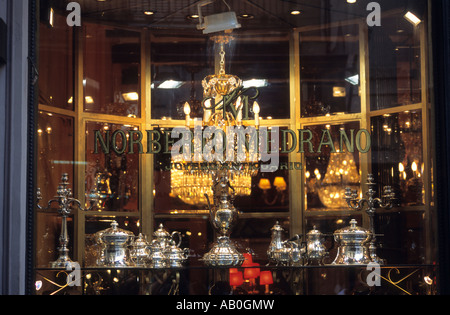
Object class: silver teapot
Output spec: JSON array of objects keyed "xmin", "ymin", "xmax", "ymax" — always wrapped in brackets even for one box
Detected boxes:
[
  {"xmin": 305, "ymin": 226, "xmax": 327, "ymax": 265},
  {"xmin": 267, "ymin": 221, "xmax": 303, "ymax": 266},
  {"xmin": 130, "ymin": 233, "xmax": 150, "ymax": 267},
  {"xmin": 332, "ymin": 219, "xmax": 373, "ymax": 265},
  {"xmin": 148, "ymin": 224, "xmax": 183, "ymax": 268},
  {"xmin": 164, "ymin": 241, "xmax": 190, "ymax": 268},
  {"xmin": 99, "ymin": 221, "xmax": 135, "ymax": 267},
  {"xmin": 152, "ymin": 224, "xmax": 182, "ymax": 249}
]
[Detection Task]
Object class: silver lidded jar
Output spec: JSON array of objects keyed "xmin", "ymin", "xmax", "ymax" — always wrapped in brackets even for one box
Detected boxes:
[
  {"xmin": 100, "ymin": 221, "xmax": 135, "ymax": 267},
  {"xmin": 332, "ymin": 219, "xmax": 372, "ymax": 265}
]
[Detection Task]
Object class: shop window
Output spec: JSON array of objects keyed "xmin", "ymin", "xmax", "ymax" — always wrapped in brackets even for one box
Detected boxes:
[
  {"xmin": 38, "ymin": 14, "xmax": 73, "ymax": 110},
  {"xmin": 83, "ymin": 24, "xmax": 141, "ymax": 117},
  {"xmin": 300, "ymin": 23, "xmax": 361, "ymax": 118}
]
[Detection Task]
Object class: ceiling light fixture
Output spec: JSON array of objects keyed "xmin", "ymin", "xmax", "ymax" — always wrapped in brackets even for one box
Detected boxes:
[
  {"xmin": 243, "ymin": 79, "xmax": 268, "ymax": 88},
  {"xmin": 143, "ymin": 10, "xmax": 155, "ymax": 16},
  {"xmin": 187, "ymin": 14, "xmax": 199, "ymax": 20},
  {"xmin": 196, "ymin": 0, "xmax": 241, "ymax": 34},
  {"xmin": 158, "ymin": 80, "xmax": 185, "ymax": 89},
  {"xmin": 347, "ymin": 0, "xmax": 357, "ymax": 3},
  {"xmin": 404, "ymin": 11, "xmax": 421, "ymax": 26},
  {"xmin": 238, "ymin": 14, "xmax": 254, "ymax": 19},
  {"xmin": 290, "ymin": 10, "xmax": 302, "ymax": 15}
]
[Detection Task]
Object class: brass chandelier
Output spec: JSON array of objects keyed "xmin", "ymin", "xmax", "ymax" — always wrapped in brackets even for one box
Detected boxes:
[{"xmin": 170, "ymin": 35, "xmax": 260, "ymax": 207}]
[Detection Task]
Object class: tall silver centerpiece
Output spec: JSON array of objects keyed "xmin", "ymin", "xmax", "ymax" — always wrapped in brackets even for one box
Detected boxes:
[
  {"xmin": 203, "ymin": 169, "xmax": 244, "ymax": 266},
  {"xmin": 344, "ymin": 174, "xmax": 396, "ymax": 264},
  {"xmin": 37, "ymin": 173, "xmax": 98, "ymax": 268}
]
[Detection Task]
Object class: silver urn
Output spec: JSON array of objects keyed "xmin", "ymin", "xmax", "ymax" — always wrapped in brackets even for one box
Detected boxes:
[
  {"xmin": 99, "ymin": 221, "xmax": 135, "ymax": 267},
  {"xmin": 332, "ymin": 219, "xmax": 373, "ymax": 265}
]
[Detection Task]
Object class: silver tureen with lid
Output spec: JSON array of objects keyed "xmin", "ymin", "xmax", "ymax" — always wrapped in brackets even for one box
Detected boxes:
[
  {"xmin": 332, "ymin": 219, "xmax": 373, "ymax": 265},
  {"xmin": 99, "ymin": 221, "xmax": 135, "ymax": 267}
]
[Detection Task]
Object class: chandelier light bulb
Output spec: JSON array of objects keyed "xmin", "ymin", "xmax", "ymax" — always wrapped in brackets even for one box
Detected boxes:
[
  {"xmin": 184, "ymin": 102, "xmax": 191, "ymax": 127},
  {"xmin": 253, "ymin": 102, "xmax": 260, "ymax": 126},
  {"xmin": 184, "ymin": 102, "xmax": 191, "ymax": 115}
]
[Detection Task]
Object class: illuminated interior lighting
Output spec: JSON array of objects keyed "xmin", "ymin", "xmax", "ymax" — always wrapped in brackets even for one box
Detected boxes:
[
  {"xmin": 122, "ymin": 92, "xmax": 139, "ymax": 101},
  {"xmin": 345, "ymin": 74, "xmax": 359, "ymax": 86},
  {"xmin": 143, "ymin": 11, "xmax": 155, "ymax": 16},
  {"xmin": 85, "ymin": 96, "xmax": 94, "ymax": 104},
  {"xmin": 49, "ymin": 8, "xmax": 54, "ymax": 27},
  {"xmin": 238, "ymin": 14, "xmax": 254, "ymax": 19},
  {"xmin": 243, "ymin": 79, "xmax": 268, "ymax": 88},
  {"xmin": 333, "ymin": 87, "xmax": 346, "ymax": 97},
  {"xmin": 347, "ymin": 0, "xmax": 357, "ymax": 3},
  {"xmin": 290, "ymin": 10, "xmax": 302, "ymax": 15},
  {"xmin": 404, "ymin": 11, "xmax": 421, "ymax": 26},
  {"xmin": 158, "ymin": 80, "xmax": 184, "ymax": 89}
]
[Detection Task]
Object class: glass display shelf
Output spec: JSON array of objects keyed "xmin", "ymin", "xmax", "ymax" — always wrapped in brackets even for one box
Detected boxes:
[{"xmin": 34, "ymin": 264, "xmax": 438, "ymax": 296}]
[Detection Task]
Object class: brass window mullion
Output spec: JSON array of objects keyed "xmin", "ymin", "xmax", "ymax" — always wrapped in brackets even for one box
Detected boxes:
[{"xmin": 74, "ymin": 25, "xmax": 85, "ymax": 266}]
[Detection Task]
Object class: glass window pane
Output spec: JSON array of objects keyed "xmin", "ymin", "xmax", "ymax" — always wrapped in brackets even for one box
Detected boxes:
[
  {"xmin": 153, "ymin": 127, "xmax": 289, "ymax": 214},
  {"xmin": 37, "ymin": 111, "xmax": 74, "ymax": 208},
  {"xmin": 229, "ymin": 32, "xmax": 291, "ymax": 119},
  {"xmin": 38, "ymin": 14, "xmax": 73, "ymax": 110},
  {"xmin": 371, "ymin": 110, "xmax": 424, "ymax": 206},
  {"xmin": 86, "ymin": 122, "xmax": 140, "ymax": 212},
  {"xmin": 83, "ymin": 24, "xmax": 141, "ymax": 117},
  {"xmin": 300, "ymin": 24, "xmax": 361, "ymax": 117},
  {"xmin": 304, "ymin": 121, "xmax": 362, "ymax": 211},
  {"xmin": 151, "ymin": 34, "xmax": 214, "ymax": 120},
  {"xmin": 36, "ymin": 112, "xmax": 75, "ymax": 268},
  {"xmin": 369, "ymin": 14, "xmax": 422, "ymax": 110}
]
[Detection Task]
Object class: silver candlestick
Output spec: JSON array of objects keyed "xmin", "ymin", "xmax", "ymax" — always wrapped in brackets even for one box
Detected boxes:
[
  {"xmin": 344, "ymin": 174, "xmax": 396, "ymax": 264},
  {"xmin": 37, "ymin": 173, "xmax": 98, "ymax": 268}
]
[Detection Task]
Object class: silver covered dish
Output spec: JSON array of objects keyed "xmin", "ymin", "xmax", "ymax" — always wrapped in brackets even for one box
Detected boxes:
[
  {"xmin": 99, "ymin": 221, "xmax": 134, "ymax": 267},
  {"xmin": 332, "ymin": 219, "xmax": 372, "ymax": 265}
]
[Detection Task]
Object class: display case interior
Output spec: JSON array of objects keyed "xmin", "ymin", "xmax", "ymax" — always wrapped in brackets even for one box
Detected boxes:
[{"xmin": 34, "ymin": 1, "xmax": 437, "ymax": 295}]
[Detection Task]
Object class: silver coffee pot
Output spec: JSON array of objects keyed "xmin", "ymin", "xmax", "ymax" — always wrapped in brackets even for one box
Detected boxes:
[
  {"xmin": 305, "ymin": 226, "xmax": 327, "ymax": 265},
  {"xmin": 267, "ymin": 221, "xmax": 303, "ymax": 266},
  {"xmin": 99, "ymin": 221, "xmax": 135, "ymax": 267},
  {"xmin": 152, "ymin": 224, "xmax": 182, "ymax": 249},
  {"xmin": 332, "ymin": 219, "xmax": 373, "ymax": 265},
  {"xmin": 130, "ymin": 233, "xmax": 150, "ymax": 267},
  {"xmin": 148, "ymin": 224, "xmax": 183, "ymax": 268}
]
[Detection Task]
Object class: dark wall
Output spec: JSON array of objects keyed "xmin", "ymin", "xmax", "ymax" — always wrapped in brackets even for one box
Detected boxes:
[{"xmin": 431, "ymin": 0, "xmax": 450, "ymax": 295}]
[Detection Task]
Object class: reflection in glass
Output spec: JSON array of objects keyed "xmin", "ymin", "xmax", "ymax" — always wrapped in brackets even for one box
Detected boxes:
[
  {"xmin": 83, "ymin": 24, "xmax": 141, "ymax": 117},
  {"xmin": 38, "ymin": 14, "xmax": 73, "ymax": 110},
  {"xmin": 371, "ymin": 110, "xmax": 424, "ymax": 206},
  {"xmin": 300, "ymin": 24, "xmax": 360, "ymax": 117},
  {"xmin": 369, "ymin": 14, "xmax": 422, "ymax": 110},
  {"xmin": 229, "ymin": 33, "xmax": 291, "ymax": 119},
  {"xmin": 37, "ymin": 111, "xmax": 74, "ymax": 207},
  {"xmin": 151, "ymin": 35, "xmax": 214, "ymax": 120},
  {"xmin": 86, "ymin": 122, "xmax": 140, "ymax": 212},
  {"xmin": 153, "ymin": 128, "xmax": 289, "ymax": 214},
  {"xmin": 304, "ymin": 122, "xmax": 361, "ymax": 210}
]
